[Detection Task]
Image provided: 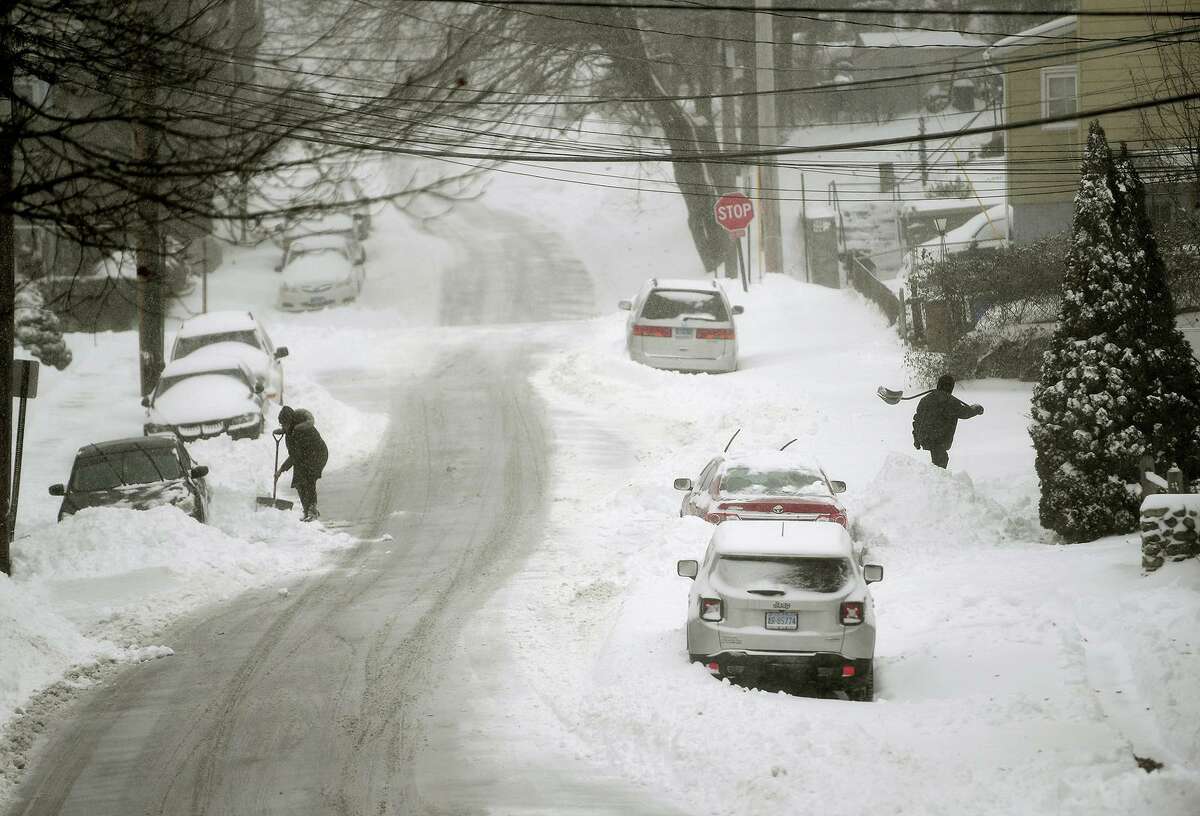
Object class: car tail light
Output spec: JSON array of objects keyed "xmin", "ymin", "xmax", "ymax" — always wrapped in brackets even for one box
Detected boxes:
[
  {"xmin": 632, "ymin": 324, "xmax": 672, "ymax": 337},
  {"xmin": 841, "ymin": 665, "xmax": 856, "ymax": 678},
  {"xmin": 696, "ymin": 328, "xmax": 735, "ymax": 340},
  {"xmin": 829, "ymin": 510, "xmax": 848, "ymax": 527},
  {"xmin": 700, "ymin": 597, "xmax": 723, "ymax": 621},
  {"xmin": 706, "ymin": 661, "xmax": 721, "ymax": 673},
  {"xmin": 840, "ymin": 602, "xmax": 864, "ymax": 626}
]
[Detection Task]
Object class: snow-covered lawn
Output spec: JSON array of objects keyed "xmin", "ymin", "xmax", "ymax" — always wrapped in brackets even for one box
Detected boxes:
[{"xmin": 512, "ymin": 274, "xmax": 1200, "ymax": 814}]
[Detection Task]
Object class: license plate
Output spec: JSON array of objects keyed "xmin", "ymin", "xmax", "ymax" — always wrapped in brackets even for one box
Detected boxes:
[
  {"xmin": 765, "ymin": 611, "xmax": 799, "ymax": 630},
  {"xmin": 674, "ymin": 327, "xmax": 694, "ymax": 338}
]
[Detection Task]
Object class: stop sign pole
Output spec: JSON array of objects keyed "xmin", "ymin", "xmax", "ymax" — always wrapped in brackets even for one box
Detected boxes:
[{"xmin": 714, "ymin": 193, "xmax": 755, "ymax": 292}]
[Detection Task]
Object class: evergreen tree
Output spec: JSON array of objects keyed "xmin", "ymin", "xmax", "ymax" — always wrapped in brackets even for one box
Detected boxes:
[
  {"xmin": 14, "ymin": 286, "xmax": 71, "ymax": 371},
  {"xmin": 1030, "ymin": 122, "xmax": 1200, "ymax": 542}
]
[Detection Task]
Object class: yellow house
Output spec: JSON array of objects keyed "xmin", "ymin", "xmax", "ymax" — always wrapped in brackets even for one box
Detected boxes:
[{"xmin": 985, "ymin": 1, "xmax": 1199, "ymax": 242}]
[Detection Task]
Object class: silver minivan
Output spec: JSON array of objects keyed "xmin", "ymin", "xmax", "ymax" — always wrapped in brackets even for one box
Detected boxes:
[{"xmin": 619, "ymin": 278, "xmax": 743, "ymax": 373}]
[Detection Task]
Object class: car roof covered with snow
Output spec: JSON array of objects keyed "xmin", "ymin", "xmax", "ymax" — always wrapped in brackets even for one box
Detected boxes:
[
  {"xmin": 914, "ymin": 204, "xmax": 1010, "ymax": 252},
  {"xmin": 647, "ymin": 277, "xmax": 723, "ymax": 293},
  {"xmin": 721, "ymin": 450, "xmax": 825, "ymax": 472},
  {"xmin": 76, "ymin": 435, "xmax": 178, "ymax": 456},
  {"xmin": 711, "ymin": 520, "xmax": 853, "ymax": 559},
  {"xmin": 175, "ymin": 311, "xmax": 258, "ymax": 339}
]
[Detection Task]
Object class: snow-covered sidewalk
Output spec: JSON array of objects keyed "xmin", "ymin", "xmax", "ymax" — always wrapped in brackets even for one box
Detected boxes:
[{"xmin": 504, "ymin": 274, "xmax": 1200, "ymax": 815}]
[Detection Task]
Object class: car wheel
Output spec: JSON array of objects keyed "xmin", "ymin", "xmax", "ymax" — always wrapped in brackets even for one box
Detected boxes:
[{"xmin": 848, "ymin": 662, "xmax": 874, "ymax": 702}]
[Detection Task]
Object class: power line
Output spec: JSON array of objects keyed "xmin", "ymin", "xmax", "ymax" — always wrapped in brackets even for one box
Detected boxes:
[{"xmin": 409, "ymin": 0, "xmax": 1198, "ymax": 19}]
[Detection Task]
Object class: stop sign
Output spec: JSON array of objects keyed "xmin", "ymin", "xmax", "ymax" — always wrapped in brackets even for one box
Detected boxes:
[{"xmin": 714, "ymin": 193, "xmax": 755, "ymax": 236}]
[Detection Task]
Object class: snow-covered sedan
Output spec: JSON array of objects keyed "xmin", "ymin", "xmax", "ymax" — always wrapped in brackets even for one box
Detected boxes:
[
  {"xmin": 170, "ymin": 310, "xmax": 288, "ymax": 402},
  {"xmin": 899, "ymin": 203, "xmax": 1010, "ymax": 286},
  {"xmin": 277, "ymin": 231, "xmax": 366, "ymax": 311},
  {"xmin": 49, "ymin": 435, "xmax": 210, "ymax": 523},
  {"xmin": 677, "ymin": 520, "xmax": 883, "ymax": 699},
  {"xmin": 675, "ymin": 450, "xmax": 848, "ymax": 526},
  {"xmin": 143, "ymin": 357, "xmax": 267, "ymax": 440},
  {"xmin": 619, "ymin": 278, "xmax": 743, "ymax": 374}
]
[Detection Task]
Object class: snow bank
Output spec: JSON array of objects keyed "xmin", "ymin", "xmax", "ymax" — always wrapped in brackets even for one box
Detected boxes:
[{"xmin": 852, "ymin": 451, "xmax": 1044, "ymax": 553}]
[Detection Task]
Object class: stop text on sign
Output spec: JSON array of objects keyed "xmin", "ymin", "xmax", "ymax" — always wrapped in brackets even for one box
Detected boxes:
[{"xmin": 714, "ymin": 193, "xmax": 755, "ymax": 236}]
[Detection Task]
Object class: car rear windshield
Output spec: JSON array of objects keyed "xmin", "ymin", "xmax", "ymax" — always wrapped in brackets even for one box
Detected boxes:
[
  {"xmin": 174, "ymin": 330, "xmax": 259, "ymax": 358},
  {"xmin": 720, "ymin": 466, "xmax": 829, "ymax": 497},
  {"xmin": 70, "ymin": 447, "xmax": 184, "ymax": 492},
  {"xmin": 640, "ymin": 289, "xmax": 728, "ymax": 321},
  {"xmin": 716, "ymin": 556, "xmax": 851, "ymax": 593}
]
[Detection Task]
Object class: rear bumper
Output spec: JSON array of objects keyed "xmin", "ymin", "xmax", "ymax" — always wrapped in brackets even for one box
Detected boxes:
[
  {"xmin": 278, "ymin": 281, "xmax": 358, "ymax": 310},
  {"xmin": 629, "ymin": 348, "xmax": 737, "ymax": 373},
  {"xmin": 695, "ymin": 650, "xmax": 871, "ymax": 683}
]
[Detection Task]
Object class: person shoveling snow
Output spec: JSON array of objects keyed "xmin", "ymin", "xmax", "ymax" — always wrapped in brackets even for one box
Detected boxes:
[
  {"xmin": 275, "ymin": 406, "xmax": 329, "ymax": 522},
  {"xmin": 911, "ymin": 374, "xmax": 983, "ymax": 469}
]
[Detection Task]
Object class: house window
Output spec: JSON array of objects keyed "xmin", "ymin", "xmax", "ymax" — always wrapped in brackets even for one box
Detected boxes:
[{"xmin": 1041, "ymin": 67, "xmax": 1078, "ymax": 127}]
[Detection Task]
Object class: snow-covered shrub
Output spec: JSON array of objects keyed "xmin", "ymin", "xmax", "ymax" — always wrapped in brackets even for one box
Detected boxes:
[
  {"xmin": 1030, "ymin": 123, "xmax": 1200, "ymax": 543},
  {"xmin": 14, "ymin": 284, "xmax": 71, "ymax": 370}
]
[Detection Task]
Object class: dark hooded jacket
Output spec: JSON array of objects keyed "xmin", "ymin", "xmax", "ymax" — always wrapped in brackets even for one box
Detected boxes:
[
  {"xmin": 913, "ymin": 390, "xmax": 982, "ymax": 451},
  {"xmin": 281, "ymin": 408, "xmax": 329, "ymax": 486}
]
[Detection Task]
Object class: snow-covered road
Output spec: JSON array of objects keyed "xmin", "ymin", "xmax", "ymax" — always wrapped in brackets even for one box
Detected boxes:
[{"xmin": 6, "ymin": 203, "xmax": 686, "ymax": 815}]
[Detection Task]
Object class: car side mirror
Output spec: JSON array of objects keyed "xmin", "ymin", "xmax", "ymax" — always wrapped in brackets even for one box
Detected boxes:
[
  {"xmin": 190, "ymin": 466, "xmax": 209, "ymax": 479},
  {"xmin": 731, "ymin": 305, "xmax": 745, "ymax": 315},
  {"xmin": 830, "ymin": 480, "xmax": 847, "ymax": 494},
  {"xmin": 48, "ymin": 483, "xmax": 66, "ymax": 497},
  {"xmin": 274, "ymin": 346, "xmax": 289, "ymax": 359},
  {"xmin": 618, "ymin": 300, "xmax": 633, "ymax": 311},
  {"xmin": 141, "ymin": 395, "xmax": 151, "ymax": 408},
  {"xmin": 673, "ymin": 477, "xmax": 693, "ymax": 492},
  {"xmin": 677, "ymin": 559, "xmax": 699, "ymax": 579},
  {"xmin": 863, "ymin": 564, "xmax": 884, "ymax": 584}
]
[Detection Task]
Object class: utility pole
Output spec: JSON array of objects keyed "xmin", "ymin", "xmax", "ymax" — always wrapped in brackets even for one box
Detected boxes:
[
  {"xmin": 754, "ymin": 0, "xmax": 784, "ymax": 277},
  {"xmin": 720, "ymin": 30, "xmax": 740, "ymax": 279},
  {"xmin": 1, "ymin": 3, "xmax": 17, "ymax": 574}
]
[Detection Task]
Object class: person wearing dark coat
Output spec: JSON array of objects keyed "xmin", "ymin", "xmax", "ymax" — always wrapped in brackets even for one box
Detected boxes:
[
  {"xmin": 912, "ymin": 374, "xmax": 984, "ymax": 469},
  {"xmin": 276, "ymin": 405, "xmax": 329, "ymax": 521}
]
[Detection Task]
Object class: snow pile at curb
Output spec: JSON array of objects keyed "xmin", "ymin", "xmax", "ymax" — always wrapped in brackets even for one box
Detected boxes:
[{"xmin": 852, "ymin": 452, "xmax": 1043, "ymax": 553}]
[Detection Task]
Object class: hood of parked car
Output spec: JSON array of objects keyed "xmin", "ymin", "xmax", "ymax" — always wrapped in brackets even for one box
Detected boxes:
[
  {"xmin": 149, "ymin": 374, "xmax": 260, "ymax": 425},
  {"xmin": 61, "ymin": 479, "xmax": 193, "ymax": 515}
]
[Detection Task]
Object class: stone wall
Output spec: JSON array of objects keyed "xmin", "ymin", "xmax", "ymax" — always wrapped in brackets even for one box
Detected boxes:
[{"xmin": 1140, "ymin": 495, "xmax": 1200, "ymax": 571}]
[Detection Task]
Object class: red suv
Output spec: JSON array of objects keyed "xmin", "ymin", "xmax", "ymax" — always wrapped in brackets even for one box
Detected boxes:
[{"xmin": 674, "ymin": 451, "xmax": 848, "ymax": 526}]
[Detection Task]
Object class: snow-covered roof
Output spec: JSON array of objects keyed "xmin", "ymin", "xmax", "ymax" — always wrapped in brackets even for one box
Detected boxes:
[
  {"xmin": 651, "ymin": 277, "xmax": 721, "ymax": 292},
  {"xmin": 857, "ymin": 31, "xmax": 988, "ymax": 49},
  {"xmin": 723, "ymin": 450, "xmax": 824, "ymax": 472},
  {"xmin": 987, "ymin": 16, "xmax": 1077, "ymax": 54},
  {"xmin": 175, "ymin": 310, "xmax": 257, "ymax": 338},
  {"xmin": 711, "ymin": 520, "xmax": 853, "ymax": 559},
  {"xmin": 77, "ymin": 436, "xmax": 176, "ymax": 456}
]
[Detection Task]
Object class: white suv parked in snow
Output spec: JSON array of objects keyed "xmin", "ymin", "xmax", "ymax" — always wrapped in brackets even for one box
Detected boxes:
[
  {"xmin": 619, "ymin": 278, "xmax": 743, "ymax": 374},
  {"xmin": 677, "ymin": 520, "xmax": 883, "ymax": 700}
]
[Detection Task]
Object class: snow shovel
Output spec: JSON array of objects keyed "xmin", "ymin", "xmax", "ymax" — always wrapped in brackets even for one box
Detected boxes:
[
  {"xmin": 876, "ymin": 386, "xmax": 935, "ymax": 405},
  {"xmin": 256, "ymin": 429, "xmax": 294, "ymax": 511},
  {"xmin": 876, "ymin": 386, "xmax": 975, "ymax": 410}
]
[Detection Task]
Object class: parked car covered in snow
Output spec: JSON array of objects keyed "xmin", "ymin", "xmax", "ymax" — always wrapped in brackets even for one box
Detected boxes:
[
  {"xmin": 277, "ymin": 231, "xmax": 366, "ymax": 311},
  {"xmin": 899, "ymin": 203, "xmax": 1010, "ymax": 286},
  {"xmin": 675, "ymin": 451, "xmax": 848, "ymax": 526},
  {"xmin": 677, "ymin": 520, "xmax": 882, "ymax": 699},
  {"xmin": 49, "ymin": 435, "xmax": 210, "ymax": 523},
  {"xmin": 143, "ymin": 356, "xmax": 267, "ymax": 440},
  {"xmin": 169, "ymin": 310, "xmax": 288, "ymax": 402},
  {"xmin": 619, "ymin": 278, "xmax": 743, "ymax": 374}
]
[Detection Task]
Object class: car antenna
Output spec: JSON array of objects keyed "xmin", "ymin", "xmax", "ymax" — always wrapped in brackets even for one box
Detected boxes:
[
  {"xmin": 723, "ymin": 428, "xmax": 741, "ymax": 453},
  {"xmin": 779, "ymin": 438, "xmax": 798, "ymax": 451}
]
